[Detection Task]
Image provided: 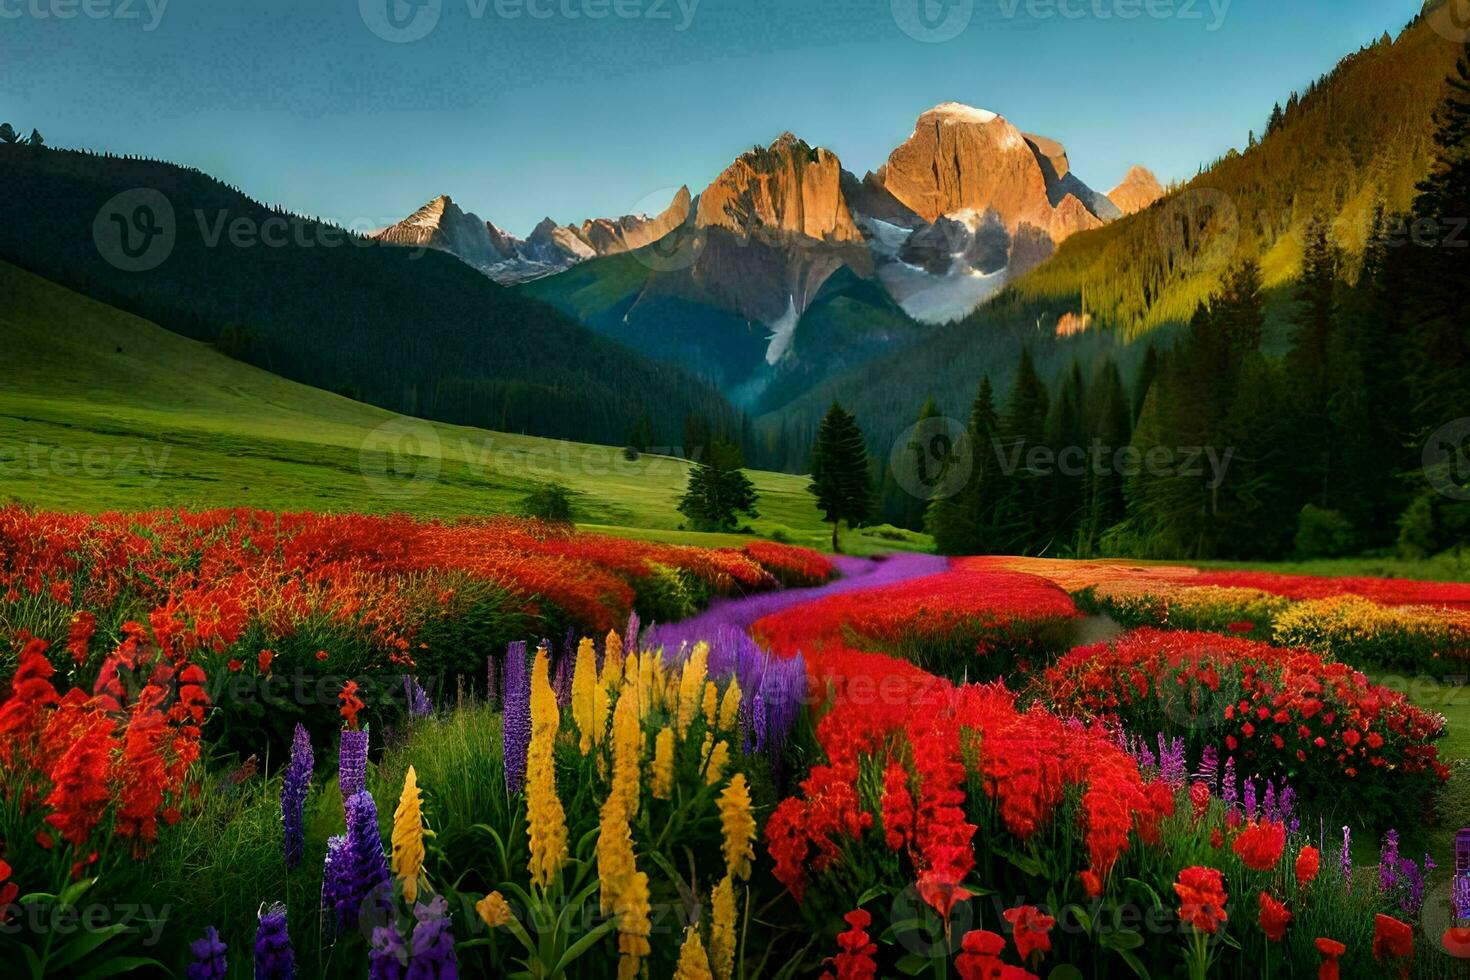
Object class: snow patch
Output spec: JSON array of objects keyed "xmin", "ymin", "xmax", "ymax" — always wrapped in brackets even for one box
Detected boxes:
[
  {"xmin": 928, "ymin": 102, "xmax": 999, "ymax": 125},
  {"xmin": 878, "ymin": 261, "xmax": 1011, "ymax": 325},
  {"xmin": 764, "ymin": 297, "xmax": 800, "ymax": 365}
]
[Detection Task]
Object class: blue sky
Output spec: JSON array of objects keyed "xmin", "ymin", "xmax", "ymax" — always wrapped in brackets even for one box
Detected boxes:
[{"xmin": 0, "ymin": 0, "xmax": 1427, "ymax": 235}]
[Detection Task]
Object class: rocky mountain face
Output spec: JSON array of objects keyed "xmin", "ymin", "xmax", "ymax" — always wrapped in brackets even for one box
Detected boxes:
[
  {"xmin": 1107, "ymin": 165, "xmax": 1167, "ymax": 215},
  {"xmin": 381, "ymin": 103, "xmax": 1159, "ymax": 397},
  {"xmin": 373, "ymin": 188, "xmax": 691, "ymax": 284}
]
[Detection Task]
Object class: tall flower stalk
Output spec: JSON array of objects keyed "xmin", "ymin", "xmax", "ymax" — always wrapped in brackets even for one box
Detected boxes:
[{"xmin": 281, "ymin": 724, "xmax": 312, "ymax": 872}]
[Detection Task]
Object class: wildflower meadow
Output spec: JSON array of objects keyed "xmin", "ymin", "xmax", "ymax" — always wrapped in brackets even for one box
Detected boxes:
[{"xmin": 2, "ymin": 508, "xmax": 1470, "ymax": 977}]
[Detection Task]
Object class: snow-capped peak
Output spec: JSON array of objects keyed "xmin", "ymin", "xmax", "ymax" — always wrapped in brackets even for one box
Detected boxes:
[{"xmin": 927, "ymin": 103, "xmax": 999, "ymax": 125}]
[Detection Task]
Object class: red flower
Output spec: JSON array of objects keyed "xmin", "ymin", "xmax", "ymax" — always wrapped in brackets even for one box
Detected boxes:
[
  {"xmin": 1441, "ymin": 926, "xmax": 1470, "ymax": 958},
  {"xmin": 1316, "ymin": 938, "xmax": 1346, "ymax": 980},
  {"xmin": 257, "ymin": 649, "xmax": 274, "ymax": 674},
  {"xmin": 955, "ymin": 930, "xmax": 1005, "ymax": 980},
  {"xmin": 1079, "ymin": 870, "xmax": 1102, "ymax": 898},
  {"xmin": 1173, "ymin": 866, "xmax": 1228, "ymax": 934},
  {"xmin": 1295, "ymin": 845, "xmax": 1320, "ymax": 888},
  {"xmin": 316, "ymin": 650, "xmax": 329, "ymax": 662},
  {"xmin": 0, "ymin": 859, "xmax": 17, "ymax": 915},
  {"xmin": 1232, "ymin": 819, "xmax": 1286, "ymax": 872},
  {"xmin": 822, "ymin": 910, "xmax": 877, "ymax": 980},
  {"xmin": 339, "ymin": 680, "xmax": 364, "ymax": 729},
  {"xmin": 226, "ymin": 659, "xmax": 243, "ymax": 673},
  {"xmin": 66, "ymin": 610, "xmax": 96, "ymax": 664},
  {"xmin": 1210, "ymin": 827, "xmax": 1225, "ymax": 849},
  {"xmin": 1257, "ymin": 892, "xmax": 1290, "ymax": 942},
  {"xmin": 1227, "ymin": 621, "xmax": 1255, "ymax": 634},
  {"xmin": 1373, "ymin": 914, "xmax": 1413, "ymax": 964},
  {"xmin": 1189, "ymin": 781, "xmax": 1210, "ymax": 822},
  {"xmin": 1002, "ymin": 905, "xmax": 1055, "ymax": 961}
]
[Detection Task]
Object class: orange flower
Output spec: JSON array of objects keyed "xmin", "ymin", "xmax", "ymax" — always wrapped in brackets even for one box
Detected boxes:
[
  {"xmin": 1257, "ymin": 892, "xmax": 1290, "ymax": 942},
  {"xmin": 1174, "ymin": 866, "xmax": 1228, "ymax": 935},
  {"xmin": 258, "ymin": 649, "xmax": 274, "ymax": 674},
  {"xmin": 1079, "ymin": 870, "xmax": 1102, "ymax": 898},
  {"xmin": 339, "ymin": 680, "xmax": 364, "ymax": 729}
]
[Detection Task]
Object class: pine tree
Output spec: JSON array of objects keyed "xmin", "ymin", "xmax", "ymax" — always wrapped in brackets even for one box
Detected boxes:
[
  {"xmin": 0, "ymin": 123, "xmax": 17, "ymax": 144},
  {"xmin": 1267, "ymin": 102, "xmax": 1285, "ymax": 135},
  {"xmin": 677, "ymin": 440, "xmax": 758, "ymax": 532},
  {"xmin": 994, "ymin": 348, "xmax": 1050, "ymax": 553},
  {"xmin": 883, "ymin": 395, "xmax": 943, "ymax": 531},
  {"xmin": 808, "ymin": 403, "xmax": 872, "ymax": 552},
  {"xmin": 26, "ymin": 129, "xmax": 43, "ymax": 149},
  {"xmin": 928, "ymin": 378, "xmax": 1004, "ymax": 555},
  {"xmin": 1133, "ymin": 343, "xmax": 1159, "ymax": 423}
]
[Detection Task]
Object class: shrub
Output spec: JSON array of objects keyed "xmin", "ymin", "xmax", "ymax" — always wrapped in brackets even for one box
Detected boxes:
[
  {"xmin": 1038, "ymin": 628, "xmax": 1449, "ymax": 826},
  {"xmin": 518, "ymin": 482, "xmax": 577, "ymax": 523},
  {"xmin": 1295, "ymin": 504, "xmax": 1356, "ymax": 558}
]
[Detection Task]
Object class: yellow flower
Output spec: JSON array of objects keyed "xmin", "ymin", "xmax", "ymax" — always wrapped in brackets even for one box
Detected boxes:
[
  {"xmin": 717, "ymin": 773, "xmax": 755, "ymax": 879},
  {"xmin": 572, "ymin": 637, "xmax": 599, "ymax": 754},
  {"xmin": 475, "ymin": 891, "xmax": 512, "ymax": 929},
  {"xmin": 391, "ymin": 765, "xmax": 427, "ymax": 904},
  {"xmin": 610, "ymin": 678, "xmax": 643, "ymax": 817},
  {"xmin": 596, "ymin": 794, "xmax": 650, "ymax": 979},
  {"xmin": 704, "ymin": 739, "xmax": 730, "ymax": 786},
  {"xmin": 674, "ymin": 926, "xmax": 714, "ymax": 980},
  {"xmin": 601, "ymin": 629, "xmax": 625, "ymax": 688},
  {"xmin": 709, "ymin": 874, "xmax": 737, "ymax": 980},
  {"xmin": 651, "ymin": 725, "xmax": 675, "ymax": 800},
  {"xmin": 638, "ymin": 649, "xmax": 661, "ymax": 718},
  {"xmin": 717, "ymin": 678, "xmax": 741, "ymax": 733},
  {"xmin": 677, "ymin": 643, "xmax": 709, "ymax": 736},
  {"xmin": 702, "ymin": 681, "xmax": 718, "ymax": 731},
  {"xmin": 526, "ymin": 644, "xmax": 568, "ymax": 889}
]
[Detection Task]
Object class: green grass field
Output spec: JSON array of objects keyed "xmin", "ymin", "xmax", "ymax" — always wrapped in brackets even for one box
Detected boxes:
[{"xmin": 0, "ymin": 261, "xmax": 928, "ymax": 555}]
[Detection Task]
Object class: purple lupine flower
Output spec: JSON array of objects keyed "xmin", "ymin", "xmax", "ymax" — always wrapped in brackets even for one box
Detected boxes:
[
  {"xmin": 186, "ymin": 926, "xmax": 228, "ymax": 980},
  {"xmin": 1222, "ymin": 757, "xmax": 1238, "ymax": 812},
  {"xmin": 1262, "ymin": 781, "xmax": 1278, "ymax": 825},
  {"xmin": 1341, "ymin": 826, "xmax": 1352, "ymax": 885},
  {"xmin": 339, "ymin": 727, "xmax": 370, "ymax": 804},
  {"xmin": 1197, "ymin": 745, "xmax": 1219, "ymax": 791},
  {"xmin": 254, "ymin": 903, "xmax": 294, "ymax": 980},
  {"xmin": 403, "ymin": 676, "xmax": 433, "ymax": 720},
  {"xmin": 281, "ymin": 724, "xmax": 313, "ymax": 872},
  {"xmin": 1455, "ymin": 873, "xmax": 1470, "ymax": 921},
  {"xmin": 485, "ymin": 655, "xmax": 499, "ymax": 710},
  {"xmin": 552, "ymin": 645, "xmax": 572, "ymax": 709},
  {"xmin": 370, "ymin": 922, "xmax": 408, "ymax": 980},
  {"xmin": 1157, "ymin": 734, "xmax": 1186, "ymax": 788},
  {"xmin": 502, "ymin": 641, "xmax": 531, "ymax": 795},
  {"xmin": 624, "ymin": 610, "xmax": 640, "ymax": 659},
  {"xmin": 321, "ymin": 835, "xmax": 351, "ymax": 935},
  {"xmin": 1243, "ymin": 779, "xmax": 1257, "ymax": 821},
  {"xmin": 1397, "ymin": 855, "xmax": 1427, "ymax": 915},
  {"xmin": 1379, "ymin": 829, "xmax": 1401, "ymax": 893},
  {"xmin": 1278, "ymin": 782, "xmax": 1299, "ymax": 834},
  {"xmin": 335, "ymin": 791, "xmax": 393, "ymax": 932},
  {"xmin": 406, "ymin": 896, "xmax": 458, "ymax": 980}
]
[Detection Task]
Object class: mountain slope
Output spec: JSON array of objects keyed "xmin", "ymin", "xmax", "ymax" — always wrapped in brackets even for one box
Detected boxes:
[
  {"xmin": 0, "ymin": 259, "xmax": 931, "ymax": 553},
  {"xmin": 0, "ymin": 146, "xmax": 737, "ymax": 449},
  {"xmin": 756, "ymin": 7, "xmax": 1461, "ymax": 470}
]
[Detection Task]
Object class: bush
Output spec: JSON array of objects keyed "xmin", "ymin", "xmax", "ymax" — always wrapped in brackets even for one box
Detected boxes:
[
  {"xmin": 1295, "ymin": 504, "xmax": 1356, "ymax": 558},
  {"xmin": 518, "ymin": 482, "xmax": 577, "ymax": 523}
]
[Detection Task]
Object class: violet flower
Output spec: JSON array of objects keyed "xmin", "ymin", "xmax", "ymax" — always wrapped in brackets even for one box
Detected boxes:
[
  {"xmin": 502, "ymin": 641, "xmax": 530, "ymax": 795},
  {"xmin": 403, "ymin": 676, "xmax": 433, "ymax": 720},
  {"xmin": 333, "ymin": 791, "xmax": 393, "ymax": 932},
  {"xmin": 254, "ymin": 903, "xmax": 294, "ymax": 980},
  {"xmin": 339, "ymin": 727, "xmax": 370, "ymax": 804},
  {"xmin": 1197, "ymin": 745, "xmax": 1219, "ymax": 790},
  {"xmin": 1243, "ymin": 779, "xmax": 1257, "ymax": 822},
  {"xmin": 1222, "ymin": 757, "xmax": 1238, "ymax": 812},
  {"xmin": 370, "ymin": 922, "xmax": 408, "ymax": 980},
  {"xmin": 1379, "ymin": 829, "xmax": 1400, "ymax": 893},
  {"xmin": 1341, "ymin": 826, "xmax": 1352, "ymax": 885},
  {"xmin": 406, "ymin": 896, "xmax": 458, "ymax": 980},
  {"xmin": 282, "ymin": 724, "xmax": 313, "ymax": 871},
  {"xmin": 186, "ymin": 926, "xmax": 227, "ymax": 980}
]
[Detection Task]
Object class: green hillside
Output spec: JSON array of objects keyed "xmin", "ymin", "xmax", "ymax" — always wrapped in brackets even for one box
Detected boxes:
[
  {"xmin": 0, "ymin": 145, "xmax": 739, "ymax": 452},
  {"xmin": 0, "ymin": 261, "xmax": 929, "ymax": 555}
]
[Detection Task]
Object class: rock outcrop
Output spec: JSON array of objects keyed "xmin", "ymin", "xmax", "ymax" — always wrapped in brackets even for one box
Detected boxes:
[{"xmin": 1107, "ymin": 165, "xmax": 1166, "ymax": 215}]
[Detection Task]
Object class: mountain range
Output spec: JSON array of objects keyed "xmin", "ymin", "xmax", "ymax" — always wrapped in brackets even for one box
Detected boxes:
[{"xmin": 373, "ymin": 103, "xmax": 1162, "ymax": 412}]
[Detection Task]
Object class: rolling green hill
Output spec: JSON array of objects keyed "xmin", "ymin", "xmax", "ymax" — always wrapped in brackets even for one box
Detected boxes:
[
  {"xmin": 0, "ymin": 145, "xmax": 739, "ymax": 452},
  {"xmin": 0, "ymin": 260, "xmax": 928, "ymax": 555}
]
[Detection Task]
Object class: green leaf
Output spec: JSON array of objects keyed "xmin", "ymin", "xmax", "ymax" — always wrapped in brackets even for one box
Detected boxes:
[
  {"xmin": 74, "ymin": 957, "xmax": 169, "ymax": 980},
  {"xmin": 1114, "ymin": 948, "xmax": 1151, "ymax": 979},
  {"xmin": 1100, "ymin": 930, "xmax": 1144, "ymax": 951},
  {"xmin": 1047, "ymin": 966, "xmax": 1086, "ymax": 980},
  {"xmin": 895, "ymin": 953, "xmax": 930, "ymax": 975},
  {"xmin": 48, "ymin": 925, "xmax": 129, "ymax": 970}
]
